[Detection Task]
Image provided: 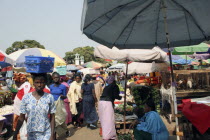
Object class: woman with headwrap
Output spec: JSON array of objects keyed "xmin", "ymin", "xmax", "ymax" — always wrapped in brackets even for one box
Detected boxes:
[
  {"xmin": 98, "ymin": 75, "xmax": 122, "ymax": 140},
  {"xmin": 81, "ymin": 74, "xmax": 98, "ymax": 129},
  {"xmin": 13, "ymin": 73, "xmax": 32, "ymax": 140},
  {"xmin": 133, "ymin": 99, "xmax": 169, "ymax": 140}
]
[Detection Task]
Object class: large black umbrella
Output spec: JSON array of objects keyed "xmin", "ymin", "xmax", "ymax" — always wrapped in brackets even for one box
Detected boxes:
[
  {"xmin": 81, "ymin": 0, "xmax": 210, "ymax": 137},
  {"xmin": 82, "ymin": 0, "xmax": 210, "ymax": 49}
]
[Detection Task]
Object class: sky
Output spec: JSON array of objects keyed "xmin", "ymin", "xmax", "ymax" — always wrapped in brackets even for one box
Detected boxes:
[{"xmin": 0, "ymin": 0, "xmax": 99, "ymax": 57}]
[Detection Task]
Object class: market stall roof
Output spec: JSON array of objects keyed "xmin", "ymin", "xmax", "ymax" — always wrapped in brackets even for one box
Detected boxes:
[
  {"xmin": 76, "ymin": 65, "xmax": 84, "ymax": 69},
  {"xmin": 172, "ymin": 43, "xmax": 210, "ymax": 55},
  {"xmin": 189, "ymin": 54, "xmax": 210, "ymax": 60},
  {"xmin": 94, "ymin": 45, "xmax": 167, "ymax": 62},
  {"xmin": 123, "ymin": 62, "xmax": 168, "ymax": 74},
  {"xmin": 171, "ymin": 55, "xmax": 196, "ymax": 65},
  {"xmin": 66, "ymin": 65, "xmax": 79, "ymax": 71},
  {"xmin": 9, "ymin": 48, "xmax": 66, "ymax": 67},
  {"xmin": 82, "ymin": 61, "xmax": 103, "ymax": 69}
]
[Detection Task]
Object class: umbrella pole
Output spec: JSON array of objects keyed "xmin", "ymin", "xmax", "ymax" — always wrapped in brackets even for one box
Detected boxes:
[
  {"xmin": 123, "ymin": 60, "xmax": 129, "ymax": 133},
  {"xmin": 162, "ymin": 0, "xmax": 180, "ymax": 139},
  {"xmin": 186, "ymin": 52, "xmax": 187, "ymax": 65}
]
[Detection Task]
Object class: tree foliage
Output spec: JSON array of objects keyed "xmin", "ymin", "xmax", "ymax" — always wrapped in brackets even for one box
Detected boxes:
[
  {"xmin": 6, "ymin": 40, "xmax": 45, "ymax": 54},
  {"xmin": 64, "ymin": 46, "xmax": 106, "ymax": 64}
]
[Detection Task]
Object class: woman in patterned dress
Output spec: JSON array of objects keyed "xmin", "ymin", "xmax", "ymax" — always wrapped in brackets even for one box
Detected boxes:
[{"xmin": 13, "ymin": 73, "xmax": 56, "ymax": 140}]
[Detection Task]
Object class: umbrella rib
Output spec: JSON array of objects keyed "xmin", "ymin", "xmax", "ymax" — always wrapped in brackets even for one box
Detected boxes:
[
  {"xmin": 83, "ymin": 0, "xmax": 139, "ymax": 30},
  {"xmin": 89, "ymin": 5, "xmax": 125, "ymax": 40},
  {"xmin": 122, "ymin": 17, "xmax": 137, "ymax": 49},
  {"xmin": 87, "ymin": 0, "xmax": 96, "ymax": 4},
  {"xmin": 184, "ymin": 12, "xmax": 192, "ymax": 45},
  {"xmin": 113, "ymin": 0, "xmax": 157, "ymax": 48},
  {"xmin": 171, "ymin": 0, "xmax": 208, "ymax": 40},
  {"xmin": 155, "ymin": 1, "xmax": 162, "ymax": 45}
]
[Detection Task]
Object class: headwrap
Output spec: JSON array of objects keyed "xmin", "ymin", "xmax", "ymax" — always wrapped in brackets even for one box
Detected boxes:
[
  {"xmin": 13, "ymin": 73, "xmax": 27, "ymax": 83},
  {"xmin": 106, "ymin": 75, "xmax": 115, "ymax": 85}
]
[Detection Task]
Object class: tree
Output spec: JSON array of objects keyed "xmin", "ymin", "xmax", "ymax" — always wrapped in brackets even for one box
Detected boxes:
[
  {"xmin": 64, "ymin": 46, "xmax": 107, "ymax": 64},
  {"xmin": 6, "ymin": 40, "xmax": 45, "ymax": 54}
]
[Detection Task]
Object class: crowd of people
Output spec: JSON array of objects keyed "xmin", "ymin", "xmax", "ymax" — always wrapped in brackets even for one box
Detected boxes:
[{"xmin": 7, "ymin": 71, "xmax": 169, "ymax": 140}]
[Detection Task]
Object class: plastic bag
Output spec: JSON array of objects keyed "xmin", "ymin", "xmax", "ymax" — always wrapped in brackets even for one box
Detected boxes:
[
  {"xmin": 55, "ymin": 97, "xmax": 67, "ymax": 127},
  {"xmin": 20, "ymin": 121, "xmax": 27, "ymax": 140}
]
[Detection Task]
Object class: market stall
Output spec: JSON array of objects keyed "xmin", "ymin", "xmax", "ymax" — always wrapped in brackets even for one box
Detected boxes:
[
  {"xmin": 0, "ymin": 81, "xmax": 14, "ymax": 138},
  {"xmin": 161, "ymin": 69, "xmax": 210, "ymax": 139},
  {"xmin": 94, "ymin": 45, "xmax": 168, "ymax": 134},
  {"xmin": 0, "ymin": 50, "xmax": 15, "ymax": 138}
]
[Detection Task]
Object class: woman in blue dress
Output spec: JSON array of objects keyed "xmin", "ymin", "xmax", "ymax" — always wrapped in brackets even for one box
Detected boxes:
[
  {"xmin": 13, "ymin": 73, "xmax": 56, "ymax": 140},
  {"xmin": 81, "ymin": 74, "xmax": 98, "ymax": 129},
  {"xmin": 134, "ymin": 99, "xmax": 169, "ymax": 140},
  {"xmin": 50, "ymin": 72, "xmax": 70, "ymax": 137}
]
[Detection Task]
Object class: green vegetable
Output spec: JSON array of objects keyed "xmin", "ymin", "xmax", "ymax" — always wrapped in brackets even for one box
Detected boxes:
[{"xmin": 132, "ymin": 86, "xmax": 160, "ymax": 112}]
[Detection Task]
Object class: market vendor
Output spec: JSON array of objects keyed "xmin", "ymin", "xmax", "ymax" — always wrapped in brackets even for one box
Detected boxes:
[
  {"xmin": 133, "ymin": 99, "xmax": 169, "ymax": 140},
  {"xmin": 98, "ymin": 75, "xmax": 122, "ymax": 140}
]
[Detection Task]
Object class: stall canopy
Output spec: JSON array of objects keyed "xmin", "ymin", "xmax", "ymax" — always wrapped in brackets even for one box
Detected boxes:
[
  {"xmin": 123, "ymin": 62, "xmax": 168, "ymax": 75},
  {"xmin": 82, "ymin": 61, "xmax": 103, "ymax": 69},
  {"xmin": 9, "ymin": 48, "xmax": 66, "ymax": 67},
  {"xmin": 172, "ymin": 43, "xmax": 210, "ymax": 55},
  {"xmin": 66, "ymin": 65, "xmax": 79, "ymax": 71},
  {"xmin": 94, "ymin": 45, "xmax": 167, "ymax": 62}
]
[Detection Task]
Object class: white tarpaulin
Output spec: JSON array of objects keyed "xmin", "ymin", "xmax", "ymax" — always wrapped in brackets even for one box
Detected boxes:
[
  {"xmin": 79, "ymin": 68, "xmax": 100, "ymax": 75},
  {"xmin": 123, "ymin": 62, "xmax": 168, "ymax": 75},
  {"xmin": 94, "ymin": 45, "xmax": 167, "ymax": 62},
  {"xmin": 109, "ymin": 63, "xmax": 125, "ymax": 69}
]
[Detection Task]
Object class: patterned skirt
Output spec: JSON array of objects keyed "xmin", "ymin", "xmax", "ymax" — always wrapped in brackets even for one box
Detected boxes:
[{"xmin": 28, "ymin": 127, "xmax": 51, "ymax": 140}]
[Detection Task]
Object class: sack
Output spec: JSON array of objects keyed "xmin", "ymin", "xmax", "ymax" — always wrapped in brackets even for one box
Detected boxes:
[
  {"xmin": 20, "ymin": 121, "xmax": 27, "ymax": 140},
  {"xmin": 55, "ymin": 97, "xmax": 67, "ymax": 127}
]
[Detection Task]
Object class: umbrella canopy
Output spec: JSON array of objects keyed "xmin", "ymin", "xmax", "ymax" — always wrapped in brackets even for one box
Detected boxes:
[
  {"xmin": 94, "ymin": 45, "xmax": 167, "ymax": 62},
  {"xmin": 66, "ymin": 65, "xmax": 79, "ymax": 71},
  {"xmin": 9, "ymin": 48, "xmax": 66, "ymax": 67},
  {"xmin": 82, "ymin": 61, "xmax": 103, "ymax": 69},
  {"xmin": 79, "ymin": 68, "xmax": 100, "ymax": 75},
  {"xmin": 0, "ymin": 50, "xmax": 15, "ymax": 68},
  {"xmin": 82, "ymin": 0, "xmax": 210, "ymax": 49},
  {"xmin": 123, "ymin": 62, "xmax": 168, "ymax": 74},
  {"xmin": 172, "ymin": 43, "xmax": 210, "ymax": 55}
]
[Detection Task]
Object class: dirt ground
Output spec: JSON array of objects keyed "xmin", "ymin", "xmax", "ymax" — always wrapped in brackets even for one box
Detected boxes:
[
  {"xmin": 8, "ymin": 116, "xmax": 176, "ymax": 140},
  {"xmin": 57, "ymin": 125, "xmax": 101, "ymax": 140},
  {"xmin": 56, "ymin": 116, "xmax": 176, "ymax": 140}
]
